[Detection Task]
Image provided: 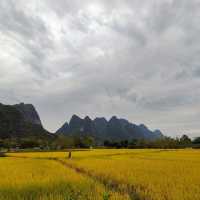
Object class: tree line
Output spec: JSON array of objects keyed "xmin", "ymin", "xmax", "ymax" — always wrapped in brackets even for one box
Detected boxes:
[
  {"xmin": 0, "ymin": 134, "xmax": 200, "ymax": 151},
  {"xmin": 0, "ymin": 135, "xmax": 95, "ymax": 151},
  {"xmin": 104, "ymin": 135, "xmax": 200, "ymax": 149}
]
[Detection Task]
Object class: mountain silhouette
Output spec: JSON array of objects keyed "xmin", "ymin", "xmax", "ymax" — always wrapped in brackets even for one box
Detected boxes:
[
  {"xmin": 56, "ymin": 115, "xmax": 163, "ymax": 141},
  {"xmin": 0, "ymin": 103, "xmax": 52, "ymax": 139}
]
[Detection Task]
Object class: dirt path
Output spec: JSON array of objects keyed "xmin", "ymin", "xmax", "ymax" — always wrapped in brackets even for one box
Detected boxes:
[
  {"xmin": 7, "ymin": 154, "xmax": 149, "ymax": 200},
  {"xmin": 52, "ymin": 158, "xmax": 146, "ymax": 200}
]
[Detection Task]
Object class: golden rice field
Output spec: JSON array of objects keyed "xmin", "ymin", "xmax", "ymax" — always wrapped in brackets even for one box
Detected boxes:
[{"xmin": 0, "ymin": 149, "xmax": 200, "ymax": 200}]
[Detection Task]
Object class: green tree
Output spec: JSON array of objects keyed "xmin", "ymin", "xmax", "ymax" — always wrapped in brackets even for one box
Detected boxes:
[
  {"xmin": 179, "ymin": 135, "xmax": 192, "ymax": 146},
  {"xmin": 193, "ymin": 137, "xmax": 200, "ymax": 144}
]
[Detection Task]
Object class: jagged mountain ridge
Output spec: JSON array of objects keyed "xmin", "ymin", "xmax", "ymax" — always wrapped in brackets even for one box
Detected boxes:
[
  {"xmin": 0, "ymin": 102, "xmax": 163, "ymax": 141},
  {"xmin": 14, "ymin": 103, "xmax": 42, "ymax": 126},
  {"xmin": 0, "ymin": 103, "xmax": 52, "ymax": 139},
  {"xmin": 56, "ymin": 115, "xmax": 163, "ymax": 141}
]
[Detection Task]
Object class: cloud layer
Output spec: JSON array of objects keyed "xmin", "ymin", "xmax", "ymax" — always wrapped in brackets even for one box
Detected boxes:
[{"xmin": 0, "ymin": 0, "xmax": 200, "ymax": 137}]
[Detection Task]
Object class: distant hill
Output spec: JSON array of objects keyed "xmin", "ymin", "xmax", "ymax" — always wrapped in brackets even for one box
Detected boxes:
[
  {"xmin": 0, "ymin": 102, "xmax": 163, "ymax": 142},
  {"xmin": 56, "ymin": 115, "xmax": 163, "ymax": 141},
  {"xmin": 0, "ymin": 103, "xmax": 52, "ymax": 139}
]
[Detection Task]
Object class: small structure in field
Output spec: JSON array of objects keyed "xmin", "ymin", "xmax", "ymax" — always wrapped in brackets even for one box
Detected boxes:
[{"xmin": 68, "ymin": 150, "xmax": 72, "ymax": 159}]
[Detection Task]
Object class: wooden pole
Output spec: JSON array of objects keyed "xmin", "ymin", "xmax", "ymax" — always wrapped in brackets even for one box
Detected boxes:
[{"xmin": 68, "ymin": 150, "xmax": 72, "ymax": 159}]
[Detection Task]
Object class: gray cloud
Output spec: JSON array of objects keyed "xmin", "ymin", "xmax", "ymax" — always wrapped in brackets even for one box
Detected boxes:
[{"xmin": 1, "ymin": 0, "xmax": 200, "ymax": 137}]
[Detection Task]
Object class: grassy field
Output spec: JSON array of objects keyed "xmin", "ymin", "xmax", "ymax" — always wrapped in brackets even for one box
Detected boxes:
[{"xmin": 0, "ymin": 149, "xmax": 200, "ymax": 200}]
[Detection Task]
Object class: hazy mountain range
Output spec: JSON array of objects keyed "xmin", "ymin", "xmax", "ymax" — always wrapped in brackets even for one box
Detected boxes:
[
  {"xmin": 56, "ymin": 115, "xmax": 163, "ymax": 141},
  {"xmin": 0, "ymin": 103, "xmax": 163, "ymax": 141}
]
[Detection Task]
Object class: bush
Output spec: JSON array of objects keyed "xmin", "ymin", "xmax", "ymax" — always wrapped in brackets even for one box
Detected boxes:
[{"xmin": 0, "ymin": 152, "xmax": 5, "ymax": 157}]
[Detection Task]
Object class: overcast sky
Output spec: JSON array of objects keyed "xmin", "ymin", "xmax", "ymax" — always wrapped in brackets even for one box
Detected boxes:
[{"xmin": 0, "ymin": 0, "xmax": 200, "ymax": 137}]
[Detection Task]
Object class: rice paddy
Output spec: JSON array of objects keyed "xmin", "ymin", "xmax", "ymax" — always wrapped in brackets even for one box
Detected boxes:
[{"xmin": 1, "ymin": 149, "xmax": 200, "ymax": 200}]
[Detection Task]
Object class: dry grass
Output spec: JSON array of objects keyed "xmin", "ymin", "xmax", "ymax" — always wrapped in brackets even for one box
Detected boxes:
[
  {"xmin": 0, "ymin": 155, "xmax": 128, "ymax": 200},
  {"xmin": 1, "ymin": 149, "xmax": 200, "ymax": 200}
]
